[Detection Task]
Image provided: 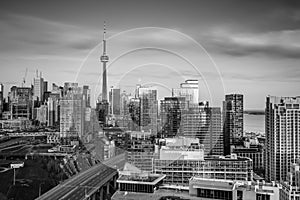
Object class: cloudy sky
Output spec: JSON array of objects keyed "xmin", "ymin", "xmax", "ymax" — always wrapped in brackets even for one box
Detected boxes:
[{"xmin": 0, "ymin": 0, "xmax": 299, "ymax": 109}]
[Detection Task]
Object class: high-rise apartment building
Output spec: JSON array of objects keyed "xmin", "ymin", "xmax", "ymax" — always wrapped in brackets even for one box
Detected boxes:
[
  {"xmin": 59, "ymin": 83, "xmax": 86, "ymax": 144},
  {"xmin": 9, "ymin": 86, "xmax": 32, "ymax": 119},
  {"xmin": 137, "ymin": 86, "xmax": 158, "ymax": 135},
  {"xmin": 160, "ymin": 97, "xmax": 186, "ymax": 138},
  {"xmin": 223, "ymin": 94, "xmax": 244, "ymax": 155},
  {"xmin": 172, "ymin": 79, "xmax": 199, "ymax": 106},
  {"xmin": 109, "ymin": 87, "xmax": 121, "ymax": 115},
  {"xmin": 265, "ymin": 96, "xmax": 300, "ymax": 182},
  {"xmin": 0, "ymin": 83, "xmax": 3, "ymax": 118},
  {"xmin": 47, "ymin": 93, "xmax": 60, "ymax": 127},
  {"xmin": 180, "ymin": 102, "xmax": 223, "ymax": 156},
  {"xmin": 33, "ymin": 71, "xmax": 45, "ymax": 103},
  {"xmin": 83, "ymin": 85, "xmax": 91, "ymax": 107}
]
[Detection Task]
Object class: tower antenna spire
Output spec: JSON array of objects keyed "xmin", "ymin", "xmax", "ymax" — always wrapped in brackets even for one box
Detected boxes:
[
  {"xmin": 102, "ymin": 21, "xmax": 107, "ymax": 55},
  {"xmin": 100, "ymin": 21, "xmax": 109, "ymax": 101},
  {"xmin": 103, "ymin": 21, "xmax": 106, "ymax": 41}
]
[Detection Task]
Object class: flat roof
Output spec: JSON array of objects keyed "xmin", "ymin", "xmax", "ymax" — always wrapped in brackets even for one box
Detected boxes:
[
  {"xmin": 190, "ymin": 177, "xmax": 236, "ymax": 191},
  {"xmin": 112, "ymin": 189, "xmax": 201, "ymax": 200},
  {"xmin": 117, "ymin": 174, "xmax": 166, "ymax": 185}
]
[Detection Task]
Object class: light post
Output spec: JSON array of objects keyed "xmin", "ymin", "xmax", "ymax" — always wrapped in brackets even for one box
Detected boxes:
[
  {"xmin": 39, "ymin": 182, "xmax": 44, "ymax": 196},
  {"xmin": 13, "ymin": 167, "xmax": 16, "ymax": 185}
]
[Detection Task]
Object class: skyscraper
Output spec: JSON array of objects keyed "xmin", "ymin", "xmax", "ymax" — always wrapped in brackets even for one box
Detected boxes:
[
  {"xmin": 33, "ymin": 70, "xmax": 45, "ymax": 103},
  {"xmin": 137, "ymin": 86, "xmax": 158, "ymax": 135},
  {"xmin": 109, "ymin": 87, "xmax": 121, "ymax": 115},
  {"xmin": 265, "ymin": 96, "xmax": 300, "ymax": 182},
  {"xmin": 0, "ymin": 83, "xmax": 3, "ymax": 118},
  {"xmin": 47, "ymin": 93, "xmax": 60, "ymax": 127},
  {"xmin": 59, "ymin": 83, "xmax": 86, "ymax": 144},
  {"xmin": 172, "ymin": 79, "xmax": 199, "ymax": 106},
  {"xmin": 83, "ymin": 85, "xmax": 91, "ymax": 107},
  {"xmin": 9, "ymin": 86, "xmax": 32, "ymax": 119},
  {"xmin": 160, "ymin": 97, "xmax": 186, "ymax": 138},
  {"xmin": 223, "ymin": 94, "xmax": 243, "ymax": 155},
  {"xmin": 180, "ymin": 102, "xmax": 223, "ymax": 156}
]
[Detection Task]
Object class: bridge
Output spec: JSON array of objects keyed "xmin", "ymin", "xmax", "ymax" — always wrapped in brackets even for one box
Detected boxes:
[
  {"xmin": 36, "ymin": 153, "xmax": 126, "ymax": 200},
  {"xmin": 8, "ymin": 132, "xmax": 47, "ymax": 137}
]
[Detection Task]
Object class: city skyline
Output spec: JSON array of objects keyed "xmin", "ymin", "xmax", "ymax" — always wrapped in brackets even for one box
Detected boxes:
[{"xmin": 1, "ymin": 0, "xmax": 300, "ymax": 109}]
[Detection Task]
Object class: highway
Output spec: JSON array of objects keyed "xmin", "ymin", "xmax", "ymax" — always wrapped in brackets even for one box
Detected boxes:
[{"xmin": 36, "ymin": 153, "xmax": 126, "ymax": 200}]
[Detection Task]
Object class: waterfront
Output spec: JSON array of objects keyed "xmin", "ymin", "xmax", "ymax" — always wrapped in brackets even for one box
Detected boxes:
[{"xmin": 244, "ymin": 114, "xmax": 264, "ymax": 134}]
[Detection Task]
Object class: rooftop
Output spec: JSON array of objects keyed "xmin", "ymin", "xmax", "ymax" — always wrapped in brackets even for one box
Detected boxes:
[
  {"xmin": 112, "ymin": 189, "xmax": 200, "ymax": 200},
  {"xmin": 117, "ymin": 173, "xmax": 166, "ymax": 185}
]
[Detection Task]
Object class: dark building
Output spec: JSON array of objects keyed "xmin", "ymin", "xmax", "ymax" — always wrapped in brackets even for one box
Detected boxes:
[
  {"xmin": 160, "ymin": 97, "xmax": 186, "ymax": 138},
  {"xmin": 223, "ymin": 94, "xmax": 243, "ymax": 155},
  {"xmin": 0, "ymin": 84, "xmax": 3, "ymax": 118},
  {"xmin": 47, "ymin": 93, "xmax": 60, "ymax": 127},
  {"xmin": 109, "ymin": 88, "xmax": 121, "ymax": 115},
  {"xmin": 137, "ymin": 86, "xmax": 158, "ymax": 135},
  {"xmin": 83, "ymin": 85, "xmax": 91, "ymax": 107},
  {"xmin": 96, "ymin": 101, "xmax": 109, "ymax": 125},
  {"xmin": 232, "ymin": 145, "xmax": 264, "ymax": 173},
  {"xmin": 9, "ymin": 86, "xmax": 33, "ymax": 119}
]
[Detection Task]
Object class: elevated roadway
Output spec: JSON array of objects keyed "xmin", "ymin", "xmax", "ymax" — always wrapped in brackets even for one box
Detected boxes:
[{"xmin": 36, "ymin": 153, "xmax": 126, "ymax": 200}]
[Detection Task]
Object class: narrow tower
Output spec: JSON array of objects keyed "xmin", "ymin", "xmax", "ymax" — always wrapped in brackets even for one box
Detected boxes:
[{"xmin": 100, "ymin": 21, "xmax": 109, "ymax": 101}]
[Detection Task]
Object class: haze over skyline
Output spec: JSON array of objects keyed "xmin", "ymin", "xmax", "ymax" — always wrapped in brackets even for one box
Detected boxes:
[{"xmin": 0, "ymin": 0, "xmax": 299, "ymax": 109}]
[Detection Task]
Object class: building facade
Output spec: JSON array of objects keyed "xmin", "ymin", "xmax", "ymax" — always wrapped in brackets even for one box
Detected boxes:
[
  {"xmin": 280, "ymin": 160, "xmax": 300, "ymax": 200},
  {"xmin": 232, "ymin": 146, "xmax": 264, "ymax": 172},
  {"xmin": 160, "ymin": 97, "xmax": 186, "ymax": 138},
  {"xmin": 265, "ymin": 96, "xmax": 300, "ymax": 182},
  {"xmin": 190, "ymin": 177, "xmax": 280, "ymax": 200},
  {"xmin": 47, "ymin": 93, "xmax": 60, "ymax": 127},
  {"xmin": 180, "ymin": 102, "xmax": 223, "ymax": 156},
  {"xmin": 0, "ymin": 83, "xmax": 3, "ymax": 118},
  {"xmin": 59, "ymin": 83, "xmax": 86, "ymax": 144},
  {"xmin": 223, "ymin": 94, "xmax": 244, "ymax": 155},
  {"xmin": 154, "ymin": 152, "xmax": 253, "ymax": 186},
  {"xmin": 109, "ymin": 87, "xmax": 121, "ymax": 115},
  {"xmin": 137, "ymin": 86, "xmax": 158, "ymax": 135},
  {"xmin": 33, "ymin": 71, "xmax": 45, "ymax": 103},
  {"xmin": 172, "ymin": 79, "xmax": 199, "ymax": 106},
  {"xmin": 125, "ymin": 131, "xmax": 155, "ymax": 172},
  {"xmin": 9, "ymin": 86, "xmax": 32, "ymax": 119}
]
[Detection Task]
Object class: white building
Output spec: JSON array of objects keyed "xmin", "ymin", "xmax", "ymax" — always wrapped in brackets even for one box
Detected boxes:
[
  {"xmin": 265, "ymin": 96, "xmax": 300, "ymax": 182},
  {"xmin": 172, "ymin": 79, "xmax": 199, "ymax": 106}
]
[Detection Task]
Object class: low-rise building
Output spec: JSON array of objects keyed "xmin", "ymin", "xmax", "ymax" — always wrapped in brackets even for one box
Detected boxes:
[
  {"xmin": 232, "ymin": 145, "xmax": 264, "ymax": 171},
  {"xmin": 189, "ymin": 177, "xmax": 280, "ymax": 200},
  {"xmin": 154, "ymin": 153, "xmax": 253, "ymax": 186},
  {"xmin": 0, "ymin": 118, "xmax": 31, "ymax": 130},
  {"xmin": 117, "ymin": 173, "xmax": 165, "ymax": 193}
]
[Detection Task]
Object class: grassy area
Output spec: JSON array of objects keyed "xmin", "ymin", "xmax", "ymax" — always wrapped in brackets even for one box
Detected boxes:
[{"xmin": 0, "ymin": 158, "xmax": 67, "ymax": 200}]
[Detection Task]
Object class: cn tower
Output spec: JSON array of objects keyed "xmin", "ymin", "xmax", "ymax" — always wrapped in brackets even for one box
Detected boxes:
[{"xmin": 100, "ymin": 21, "xmax": 109, "ymax": 101}]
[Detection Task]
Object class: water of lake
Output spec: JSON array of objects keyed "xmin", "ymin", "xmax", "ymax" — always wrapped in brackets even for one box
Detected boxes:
[{"xmin": 244, "ymin": 114, "xmax": 265, "ymax": 134}]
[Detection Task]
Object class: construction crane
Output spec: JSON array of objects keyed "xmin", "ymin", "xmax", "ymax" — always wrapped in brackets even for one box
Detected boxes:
[{"xmin": 22, "ymin": 68, "xmax": 28, "ymax": 87}]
